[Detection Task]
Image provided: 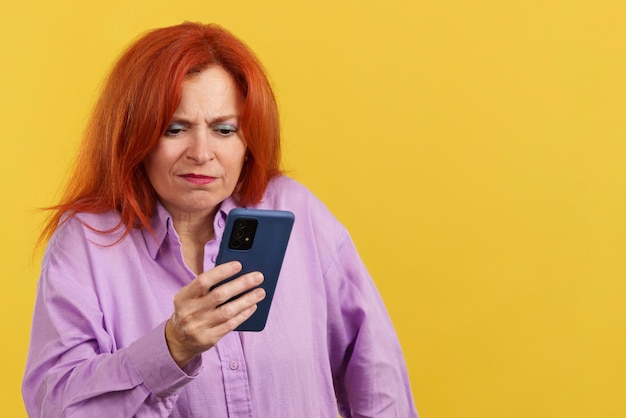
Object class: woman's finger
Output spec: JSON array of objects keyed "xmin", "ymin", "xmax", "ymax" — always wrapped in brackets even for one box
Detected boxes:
[
  {"xmin": 177, "ymin": 261, "xmax": 243, "ymax": 300},
  {"xmin": 205, "ymin": 271, "xmax": 264, "ymax": 307}
]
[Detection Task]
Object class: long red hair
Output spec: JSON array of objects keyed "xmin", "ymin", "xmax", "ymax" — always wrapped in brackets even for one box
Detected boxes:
[{"xmin": 40, "ymin": 22, "xmax": 282, "ymax": 245}]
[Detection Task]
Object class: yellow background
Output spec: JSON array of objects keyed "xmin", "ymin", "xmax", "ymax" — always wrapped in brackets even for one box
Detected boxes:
[{"xmin": 2, "ymin": 1, "xmax": 625, "ymax": 417}]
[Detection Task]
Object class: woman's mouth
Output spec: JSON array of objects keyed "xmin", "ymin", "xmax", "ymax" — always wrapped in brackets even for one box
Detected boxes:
[{"xmin": 180, "ymin": 174, "xmax": 216, "ymax": 185}]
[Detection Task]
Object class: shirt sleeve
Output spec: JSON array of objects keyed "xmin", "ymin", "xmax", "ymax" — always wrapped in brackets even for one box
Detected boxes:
[
  {"xmin": 325, "ymin": 231, "xmax": 419, "ymax": 418},
  {"xmin": 22, "ymin": 221, "xmax": 201, "ymax": 417}
]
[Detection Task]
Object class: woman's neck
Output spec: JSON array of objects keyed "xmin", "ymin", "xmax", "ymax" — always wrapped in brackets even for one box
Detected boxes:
[{"xmin": 171, "ymin": 211, "xmax": 216, "ymax": 275}]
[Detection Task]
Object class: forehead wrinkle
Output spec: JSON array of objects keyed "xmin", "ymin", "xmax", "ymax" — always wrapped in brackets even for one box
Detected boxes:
[
  {"xmin": 170, "ymin": 112, "xmax": 240, "ymax": 127},
  {"xmin": 173, "ymin": 66, "xmax": 243, "ymax": 126}
]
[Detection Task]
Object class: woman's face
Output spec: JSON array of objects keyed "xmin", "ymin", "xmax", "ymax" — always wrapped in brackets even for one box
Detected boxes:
[{"xmin": 144, "ymin": 66, "xmax": 247, "ymax": 220}]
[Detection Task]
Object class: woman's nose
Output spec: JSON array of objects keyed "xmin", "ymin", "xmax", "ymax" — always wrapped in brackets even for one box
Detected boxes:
[{"xmin": 185, "ymin": 129, "xmax": 215, "ymax": 162}]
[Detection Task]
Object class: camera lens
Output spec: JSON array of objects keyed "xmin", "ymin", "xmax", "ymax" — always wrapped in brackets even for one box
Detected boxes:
[{"xmin": 228, "ymin": 216, "xmax": 257, "ymax": 250}]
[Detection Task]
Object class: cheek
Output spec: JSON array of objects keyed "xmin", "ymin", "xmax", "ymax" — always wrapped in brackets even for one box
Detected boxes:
[
  {"xmin": 143, "ymin": 154, "xmax": 159, "ymax": 179},
  {"xmin": 233, "ymin": 151, "xmax": 247, "ymax": 175},
  {"xmin": 143, "ymin": 147, "xmax": 171, "ymax": 186},
  {"xmin": 145, "ymin": 142, "xmax": 181, "ymax": 171},
  {"xmin": 225, "ymin": 143, "xmax": 247, "ymax": 173}
]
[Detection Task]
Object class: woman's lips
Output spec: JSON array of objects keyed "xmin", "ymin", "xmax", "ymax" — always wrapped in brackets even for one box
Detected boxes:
[{"xmin": 179, "ymin": 174, "xmax": 216, "ymax": 185}]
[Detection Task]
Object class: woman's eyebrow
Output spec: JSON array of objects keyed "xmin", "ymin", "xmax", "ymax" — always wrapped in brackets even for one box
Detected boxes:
[{"xmin": 209, "ymin": 114, "xmax": 239, "ymax": 124}]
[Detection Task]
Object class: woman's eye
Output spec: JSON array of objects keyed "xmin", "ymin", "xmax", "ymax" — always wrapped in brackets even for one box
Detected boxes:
[
  {"xmin": 214, "ymin": 123, "xmax": 237, "ymax": 136},
  {"xmin": 165, "ymin": 123, "xmax": 186, "ymax": 137}
]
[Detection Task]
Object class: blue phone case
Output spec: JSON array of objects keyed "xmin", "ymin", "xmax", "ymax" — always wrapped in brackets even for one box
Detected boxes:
[{"xmin": 214, "ymin": 208, "xmax": 295, "ymax": 331}]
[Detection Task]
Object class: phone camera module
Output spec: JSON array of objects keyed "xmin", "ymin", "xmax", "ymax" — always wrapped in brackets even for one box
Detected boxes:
[{"xmin": 228, "ymin": 217, "xmax": 258, "ymax": 250}]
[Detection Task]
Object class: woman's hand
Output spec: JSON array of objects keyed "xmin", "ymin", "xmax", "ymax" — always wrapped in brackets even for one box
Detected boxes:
[{"xmin": 165, "ymin": 261, "xmax": 265, "ymax": 368}]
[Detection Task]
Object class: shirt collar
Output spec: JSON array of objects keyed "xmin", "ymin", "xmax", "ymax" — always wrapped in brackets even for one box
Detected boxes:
[
  {"xmin": 143, "ymin": 201, "xmax": 172, "ymax": 259},
  {"xmin": 218, "ymin": 194, "xmax": 239, "ymax": 217}
]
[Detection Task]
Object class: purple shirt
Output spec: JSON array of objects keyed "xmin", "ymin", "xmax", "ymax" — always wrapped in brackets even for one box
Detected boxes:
[{"xmin": 23, "ymin": 176, "xmax": 418, "ymax": 417}]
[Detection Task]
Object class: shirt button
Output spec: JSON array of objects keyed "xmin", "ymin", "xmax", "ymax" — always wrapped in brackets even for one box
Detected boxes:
[
  {"xmin": 218, "ymin": 219, "xmax": 225, "ymax": 228},
  {"xmin": 211, "ymin": 255, "xmax": 216, "ymax": 263},
  {"xmin": 229, "ymin": 361, "xmax": 239, "ymax": 370}
]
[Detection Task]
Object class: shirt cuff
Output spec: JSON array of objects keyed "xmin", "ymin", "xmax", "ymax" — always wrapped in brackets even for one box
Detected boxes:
[{"xmin": 127, "ymin": 320, "xmax": 203, "ymax": 398}]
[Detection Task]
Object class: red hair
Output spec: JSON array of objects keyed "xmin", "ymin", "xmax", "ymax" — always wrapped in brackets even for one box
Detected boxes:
[{"xmin": 40, "ymin": 22, "xmax": 282, "ymax": 245}]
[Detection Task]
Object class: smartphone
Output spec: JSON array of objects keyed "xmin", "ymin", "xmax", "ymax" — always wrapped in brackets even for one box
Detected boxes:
[{"xmin": 212, "ymin": 208, "xmax": 295, "ymax": 331}]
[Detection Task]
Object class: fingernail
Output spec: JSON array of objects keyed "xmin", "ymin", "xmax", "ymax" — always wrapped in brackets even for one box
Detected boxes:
[{"xmin": 254, "ymin": 273, "xmax": 264, "ymax": 284}]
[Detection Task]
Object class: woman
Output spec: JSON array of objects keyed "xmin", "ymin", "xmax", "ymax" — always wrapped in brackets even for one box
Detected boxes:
[{"xmin": 23, "ymin": 22, "xmax": 418, "ymax": 417}]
